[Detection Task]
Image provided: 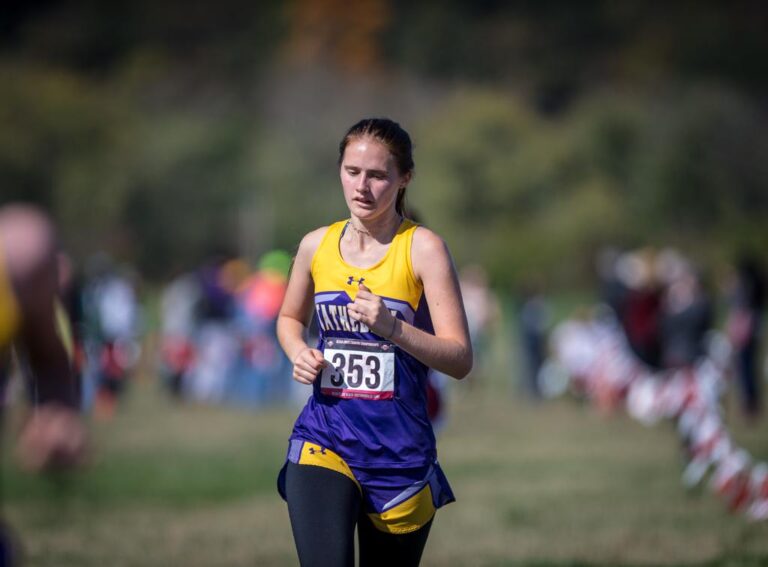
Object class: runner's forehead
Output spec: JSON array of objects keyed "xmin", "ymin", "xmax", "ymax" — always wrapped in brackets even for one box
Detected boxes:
[{"xmin": 341, "ymin": 138, "xmax": 394, "ymax": 170}]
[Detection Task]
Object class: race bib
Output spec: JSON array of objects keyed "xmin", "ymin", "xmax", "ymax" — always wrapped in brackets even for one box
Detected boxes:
[{"xmin": 320, "ymin": 338, "xmax": 395, "ymax": 400}]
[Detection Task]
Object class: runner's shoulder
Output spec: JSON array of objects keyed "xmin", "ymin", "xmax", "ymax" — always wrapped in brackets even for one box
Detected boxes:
[
  {"xmin": 295, "ymin": 226, "xmax": 330, "ymax": 262},
  {"xmin": 411, "ymin": 226, "xmax": 452, "ymax": 279},
  {"xmin": 412, "ymin": 226, "xmax": 449, "ymax": 259}
]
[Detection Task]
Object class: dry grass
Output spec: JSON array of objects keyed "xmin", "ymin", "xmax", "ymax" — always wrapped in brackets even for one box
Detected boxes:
[{"xmin": 4, "ymin": 370, "xmax": 768, "ymax": 566}]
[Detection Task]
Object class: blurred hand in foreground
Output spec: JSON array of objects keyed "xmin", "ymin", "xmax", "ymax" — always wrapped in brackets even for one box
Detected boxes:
[{"xmin": 16, "ymin": 404, "xmax": 87, "ymax": 473}]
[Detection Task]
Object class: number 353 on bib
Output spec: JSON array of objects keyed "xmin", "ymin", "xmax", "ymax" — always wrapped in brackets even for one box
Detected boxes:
[{"xmin": 320, "ymin": 338, "xmax": 396, "ymax": 400}]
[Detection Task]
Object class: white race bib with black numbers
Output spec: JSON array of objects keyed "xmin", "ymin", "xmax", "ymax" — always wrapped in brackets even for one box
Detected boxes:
[{"xmin": 320, "ymin": 338, "xmax": 395, "ymax": 400}]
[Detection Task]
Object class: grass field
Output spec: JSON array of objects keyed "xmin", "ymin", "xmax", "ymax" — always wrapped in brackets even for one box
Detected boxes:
[{"xmin": 4, "ymin": 350, "xmax": 768, "ymax": 566}]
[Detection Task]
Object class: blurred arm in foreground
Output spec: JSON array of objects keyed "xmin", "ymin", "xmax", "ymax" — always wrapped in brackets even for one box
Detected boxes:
[{"xmin": 0, "ymin": 204, "xmax": 86, "ymax": 472}]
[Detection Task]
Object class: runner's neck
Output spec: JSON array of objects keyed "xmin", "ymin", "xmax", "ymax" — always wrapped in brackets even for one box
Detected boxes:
[{"xmin": 347, "ymin": 213, "xmax": 402, "ymax": 247}]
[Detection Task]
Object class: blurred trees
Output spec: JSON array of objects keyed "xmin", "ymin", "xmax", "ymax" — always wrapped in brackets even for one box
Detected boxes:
[
  {"xmin": 414, "ymin": 87, "xmax": 768, "ymax": 286},
  {"xmin": 0, "ymin": 0, "xmax": 766, "ymax": 285}
]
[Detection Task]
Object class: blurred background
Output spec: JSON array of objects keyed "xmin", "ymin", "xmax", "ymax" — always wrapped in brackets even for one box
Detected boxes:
[{"xmin": 2, "ymin": 1, "xmax": 768, "ymax": 565}]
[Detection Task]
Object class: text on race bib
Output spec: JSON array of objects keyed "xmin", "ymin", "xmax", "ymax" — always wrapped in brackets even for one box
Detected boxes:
[{"xmin": 320, "ymin": 338, "xmax": 395, "ymax": 400}]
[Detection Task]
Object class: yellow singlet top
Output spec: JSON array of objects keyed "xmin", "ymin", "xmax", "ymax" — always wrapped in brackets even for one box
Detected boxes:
[
  {"xmin": 0, "ymin": 248, "xmax": 20, "ymax": 349},
  {"xmin": 311, "ymin": 218, "xmax": 423, "ymax": 314}
]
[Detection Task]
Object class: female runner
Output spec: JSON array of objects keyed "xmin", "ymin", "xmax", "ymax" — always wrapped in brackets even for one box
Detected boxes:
[{"xmin": 277, "ymin": 118, "xmax": 472, "ymax": 566}]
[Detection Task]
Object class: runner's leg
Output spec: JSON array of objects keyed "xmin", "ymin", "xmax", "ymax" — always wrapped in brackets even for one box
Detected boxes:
[
  {"xmin": 357, "ymin": 511, "xmax": 433, "ymax": 567},
  {"xmin": 284, "ymin": 461, "xmax": 360, "ymax": 567}
]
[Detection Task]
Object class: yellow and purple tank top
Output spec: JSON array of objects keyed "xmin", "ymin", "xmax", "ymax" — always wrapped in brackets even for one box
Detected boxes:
[{"xmin": 289, "ymin": 218, "xmax": 437, "ymax": 468}]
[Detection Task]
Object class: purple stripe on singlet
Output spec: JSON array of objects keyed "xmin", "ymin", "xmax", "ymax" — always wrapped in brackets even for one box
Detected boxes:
[
  {"xmin": 315, "ymin": 292, "xmax": 345, "ymax": 303},
  {"xmin": 288, "ymin": 439, "xmax": 304, "ymax": 463},
  {"xmin": 381, "ymin": 465, "xmax": 434, "ymax": 511}
]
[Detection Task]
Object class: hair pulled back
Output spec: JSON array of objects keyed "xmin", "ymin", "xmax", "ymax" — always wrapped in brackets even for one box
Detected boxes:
[{"xmin": 338, "ymin": 118, "xmax": 414, "ymax": 217}]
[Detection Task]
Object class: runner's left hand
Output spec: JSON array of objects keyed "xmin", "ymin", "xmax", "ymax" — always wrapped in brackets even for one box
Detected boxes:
[{"xmin": 348, "ymin": 283, "xmax": 397, "ymax": 338}]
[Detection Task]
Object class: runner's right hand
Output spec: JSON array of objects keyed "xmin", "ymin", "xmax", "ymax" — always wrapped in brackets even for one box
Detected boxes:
[{"xmin": 292, "ymin": 348, "xmax": 328, "ymax": 384}]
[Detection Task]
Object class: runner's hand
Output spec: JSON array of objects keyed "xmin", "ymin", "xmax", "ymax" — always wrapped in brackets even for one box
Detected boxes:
[
  {"xmin": 348, "ymin": 283, "xmax": 397, "ymax": 338},
  {"xmin": 17, "ymin": 404, "xmax": 88, "ymax": 473},
  {"xmin": 292, "ymin": 347, "xmax": 328, "ymax": 384}
]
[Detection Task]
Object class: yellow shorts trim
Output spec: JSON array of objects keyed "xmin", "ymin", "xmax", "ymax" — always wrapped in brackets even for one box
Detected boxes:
[
  {"xmin": 367, "ymin": 485, "xmax": 436, "ymax": 534},
  {"xmin": 285, "ymin": 440, "xmax": 443, "ymax": 534},
  {"xmin": 297, "ymin": 442, "xmax": 361, "ymax": 492}
]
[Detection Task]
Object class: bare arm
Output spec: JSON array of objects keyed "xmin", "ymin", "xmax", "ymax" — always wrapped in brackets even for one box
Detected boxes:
[
  {"xmin": 1, "ymin": 206, "xmax": 80, "ymax": 408},
  {"xmin": 349, "ymin": 228, "xmax": 473, "ymax": 379},
  {"xmin": 276, "ymin": 227, "xmax": 329, "ymax": 384},
  {"xmin": 0, "ymin": 205, "xmax": 86, "ymax": 471}
]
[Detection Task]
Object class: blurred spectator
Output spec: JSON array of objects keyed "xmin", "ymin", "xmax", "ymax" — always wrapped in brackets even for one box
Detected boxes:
[
  {"xmin": 184, "ymin": 256, "xmax": 241, "ymax": 403},
  {"xmin": 197, "ymin": 255, "xmax": 239, "ymax": 321},
  {"xmin": 595, "ymin": 246, "xmax": 627, "ymax": 316},
  {"xmin": 517, "ymin": 281, "xmax": 551, "ymax": 400},
  {"xmin": 459, "ymin": 264, "xmax": 499, "ymax": 381},
  {"xmin": 726, "ymin": 257, "xmax": 766, "ymax": 419},
  {"xmin": 229, "ymin": 250, "xmax": 292, "ymax": 406},
  {"xmin": 238, "ymin": 250, "xmax": 290, "ymax": 323},
  {"xmin": 659, "ymin": 265, "xmax": 713, "ymax": 369},
  {"xmin": 81, "ymin": 255, "xmax": 142, "ymax": 418},
  {"xmin": 159, "ymin": 270, "xmax": 201, "ymax": 398},
  {"xmin": 615, "ymin": 248, "xmax": 663, "ymax": 369},
  {"xmin": 157, "ymin": 251, "xmax": 297, "ymax": 408}
]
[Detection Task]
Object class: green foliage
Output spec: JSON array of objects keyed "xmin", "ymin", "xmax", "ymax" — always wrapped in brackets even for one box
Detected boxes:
[
  {"xmin": 0, "ymin": 3, "xmax": 766, "ymax": 285},
  {"xmin": 122, "ymin": 112, "xmax": 256, "ymax": 275},
  {"xmin": 410, "ymin": 87, "xmax": 767, "ymax": 288}
]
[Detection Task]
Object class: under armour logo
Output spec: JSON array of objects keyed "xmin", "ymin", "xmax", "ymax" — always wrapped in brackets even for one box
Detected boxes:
[
  {"xmin": 347, "ymin": 276, "xmax": 365, "ymax": 286},
  {"xmin": 308, "ymin": 447, "xmax": 327, "ymax": 455}
]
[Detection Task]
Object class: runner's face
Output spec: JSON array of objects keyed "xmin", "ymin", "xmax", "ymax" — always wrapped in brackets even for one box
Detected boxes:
[{"xmin": 340, "ymin": 137, "xmax": 407, "ymax": 220}]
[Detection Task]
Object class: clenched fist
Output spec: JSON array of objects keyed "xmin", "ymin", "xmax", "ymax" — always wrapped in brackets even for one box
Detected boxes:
[{"xmin": 347, "ymin": 284, "xmax": 398, "ymax": 339}]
